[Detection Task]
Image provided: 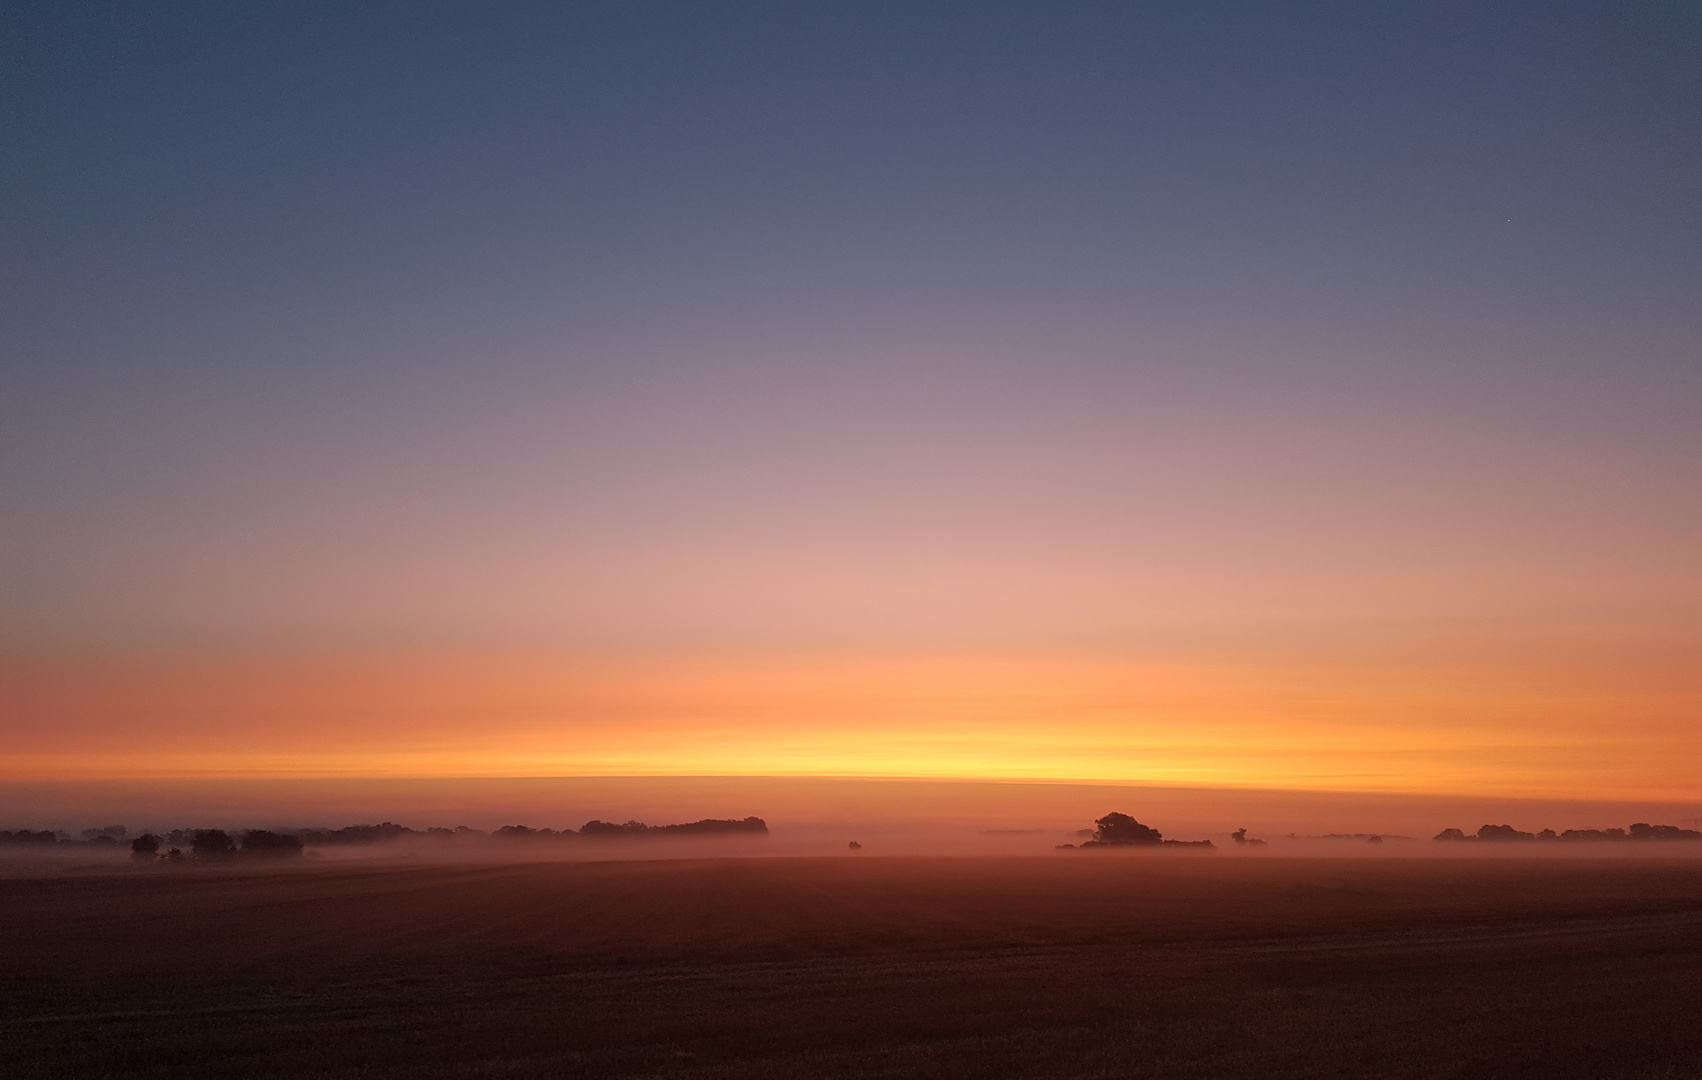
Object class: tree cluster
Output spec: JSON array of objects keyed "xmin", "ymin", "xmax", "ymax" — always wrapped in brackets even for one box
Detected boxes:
[
  {"xmin": 579, "ymin": 816, "xmax": 768, "ymax": 838},
  {"xmin": 6, "ymin": 816, "xmax": 771, "ymax": 857},
  {"xmin": 1434, "ymin": 822, "xmax": 1702, "ymax": 843},
  {"xmin": 1071, "ymin": 812, "xmax": 1215, "ymax": 849}
]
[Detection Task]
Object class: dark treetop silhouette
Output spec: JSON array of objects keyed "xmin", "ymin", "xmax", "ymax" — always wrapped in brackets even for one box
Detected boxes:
[
  {"xmin": 1435, "ymin": 823, "xmax": 1702, "ymax": 843},
  {"xmin": 579, "ymin": 817, "xmax": 769, "ymax": 838},
  {"xmin": 1, "ymin": 817, "xmax": 772, "ymax": 859},
  {"xmin": 1076, "ymin": 813, "xmax": 1215, "ymax": 849}
]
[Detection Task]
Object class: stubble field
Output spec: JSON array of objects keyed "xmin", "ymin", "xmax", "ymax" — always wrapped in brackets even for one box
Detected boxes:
[{"xmin": 4, "ymin": 854, "xmax": 1702, "ymax": 1079}]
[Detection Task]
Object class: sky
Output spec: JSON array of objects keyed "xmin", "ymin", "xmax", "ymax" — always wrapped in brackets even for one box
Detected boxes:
[{"xmin": 2, "ymin": 3, "xmax": 1700, "ymax": 820}]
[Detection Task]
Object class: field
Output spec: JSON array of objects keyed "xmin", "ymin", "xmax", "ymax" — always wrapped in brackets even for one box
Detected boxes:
[{"xmin": 4, "ymin": 854, "xmax": 1702, "ymax": 1079}]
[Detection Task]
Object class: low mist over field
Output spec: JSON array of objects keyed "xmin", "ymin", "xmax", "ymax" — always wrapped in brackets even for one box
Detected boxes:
[
  {"xmin": 7, "ymin": 799, "xmax": 1701, "ymax": 869},
  {"xmin": 6, "ymin": 776, "xmax": 1701, "ymax": 854}
]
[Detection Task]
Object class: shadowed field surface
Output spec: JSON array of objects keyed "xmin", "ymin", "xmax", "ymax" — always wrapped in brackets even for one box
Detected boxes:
[{"xmin": 4, "ymin": 856, "xmax": 1702, "ymax": 1078}]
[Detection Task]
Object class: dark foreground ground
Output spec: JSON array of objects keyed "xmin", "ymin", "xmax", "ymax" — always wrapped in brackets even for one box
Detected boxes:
[{"xmin": 4, "ymin": 855, "xmax": 1701, "ymax": 1079}]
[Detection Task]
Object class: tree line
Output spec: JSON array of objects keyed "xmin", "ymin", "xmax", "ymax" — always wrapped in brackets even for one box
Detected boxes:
[
  {"xmin": 1434, "ymin": 822, "xmax": 1702, "ymax": 843},
  {"xmin": 3, "ymin": 817, "xmax": 770, "ymax": 860}
]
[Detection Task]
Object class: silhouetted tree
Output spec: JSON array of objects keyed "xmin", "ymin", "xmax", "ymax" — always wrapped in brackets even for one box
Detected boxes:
[
  {"xmin": 1476, "ymin": 824, "xmax": 1536, "ymax": 842},
  {"xmin": 1433, "ymin": 828, "xmax": 1469, "ymax": 841},
  {"xmin": 1092, "ymin": 812, "xmax": 1164, "ymax": 845},
  {"xmin": 580, "ymin": 820, "xmax": 651, "ymax": 837},
  {"xmin": 577, "ymin": 817, "xmax": 767, "ymax": 838},
  {"xmin": 131, "ymin": 834, "xmax": 160, "ymax": 859},
  {"xmin": 1629, "ymin": 822, "xmax": 1702, "ymax": 841},
  {"xmin": 191, "ymin": 829, "xmax": 235, "ymax": 859}
]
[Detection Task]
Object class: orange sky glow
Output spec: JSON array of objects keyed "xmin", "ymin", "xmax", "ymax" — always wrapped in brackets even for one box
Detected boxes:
[{"xmin": 8, "ymin": 629, "xmax": 1697, "ymax": 804}]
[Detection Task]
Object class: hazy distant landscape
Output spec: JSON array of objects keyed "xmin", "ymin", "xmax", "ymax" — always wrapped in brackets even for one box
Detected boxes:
[
  {"xmin": 6, "ymin": 3, "xmax": 1700, "ymax": 1078},
  {"xmin": 5, "ymin": 810, "xmax": 1699, "ymax": 861},
  {"xmin": 7, "ymin": 811, "xmax": 1702, "ymax": 1076}
]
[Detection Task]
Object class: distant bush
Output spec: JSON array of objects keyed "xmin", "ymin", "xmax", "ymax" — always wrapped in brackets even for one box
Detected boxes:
[{"xmin": 131, "ymin": 834, "xmax": 160, "ymax": 858}]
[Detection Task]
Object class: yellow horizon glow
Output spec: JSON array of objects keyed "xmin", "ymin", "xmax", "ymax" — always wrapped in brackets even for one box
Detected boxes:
[{"xmin": 6, "ymin": 637, "xmax": 1698, "ymax": 802}]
